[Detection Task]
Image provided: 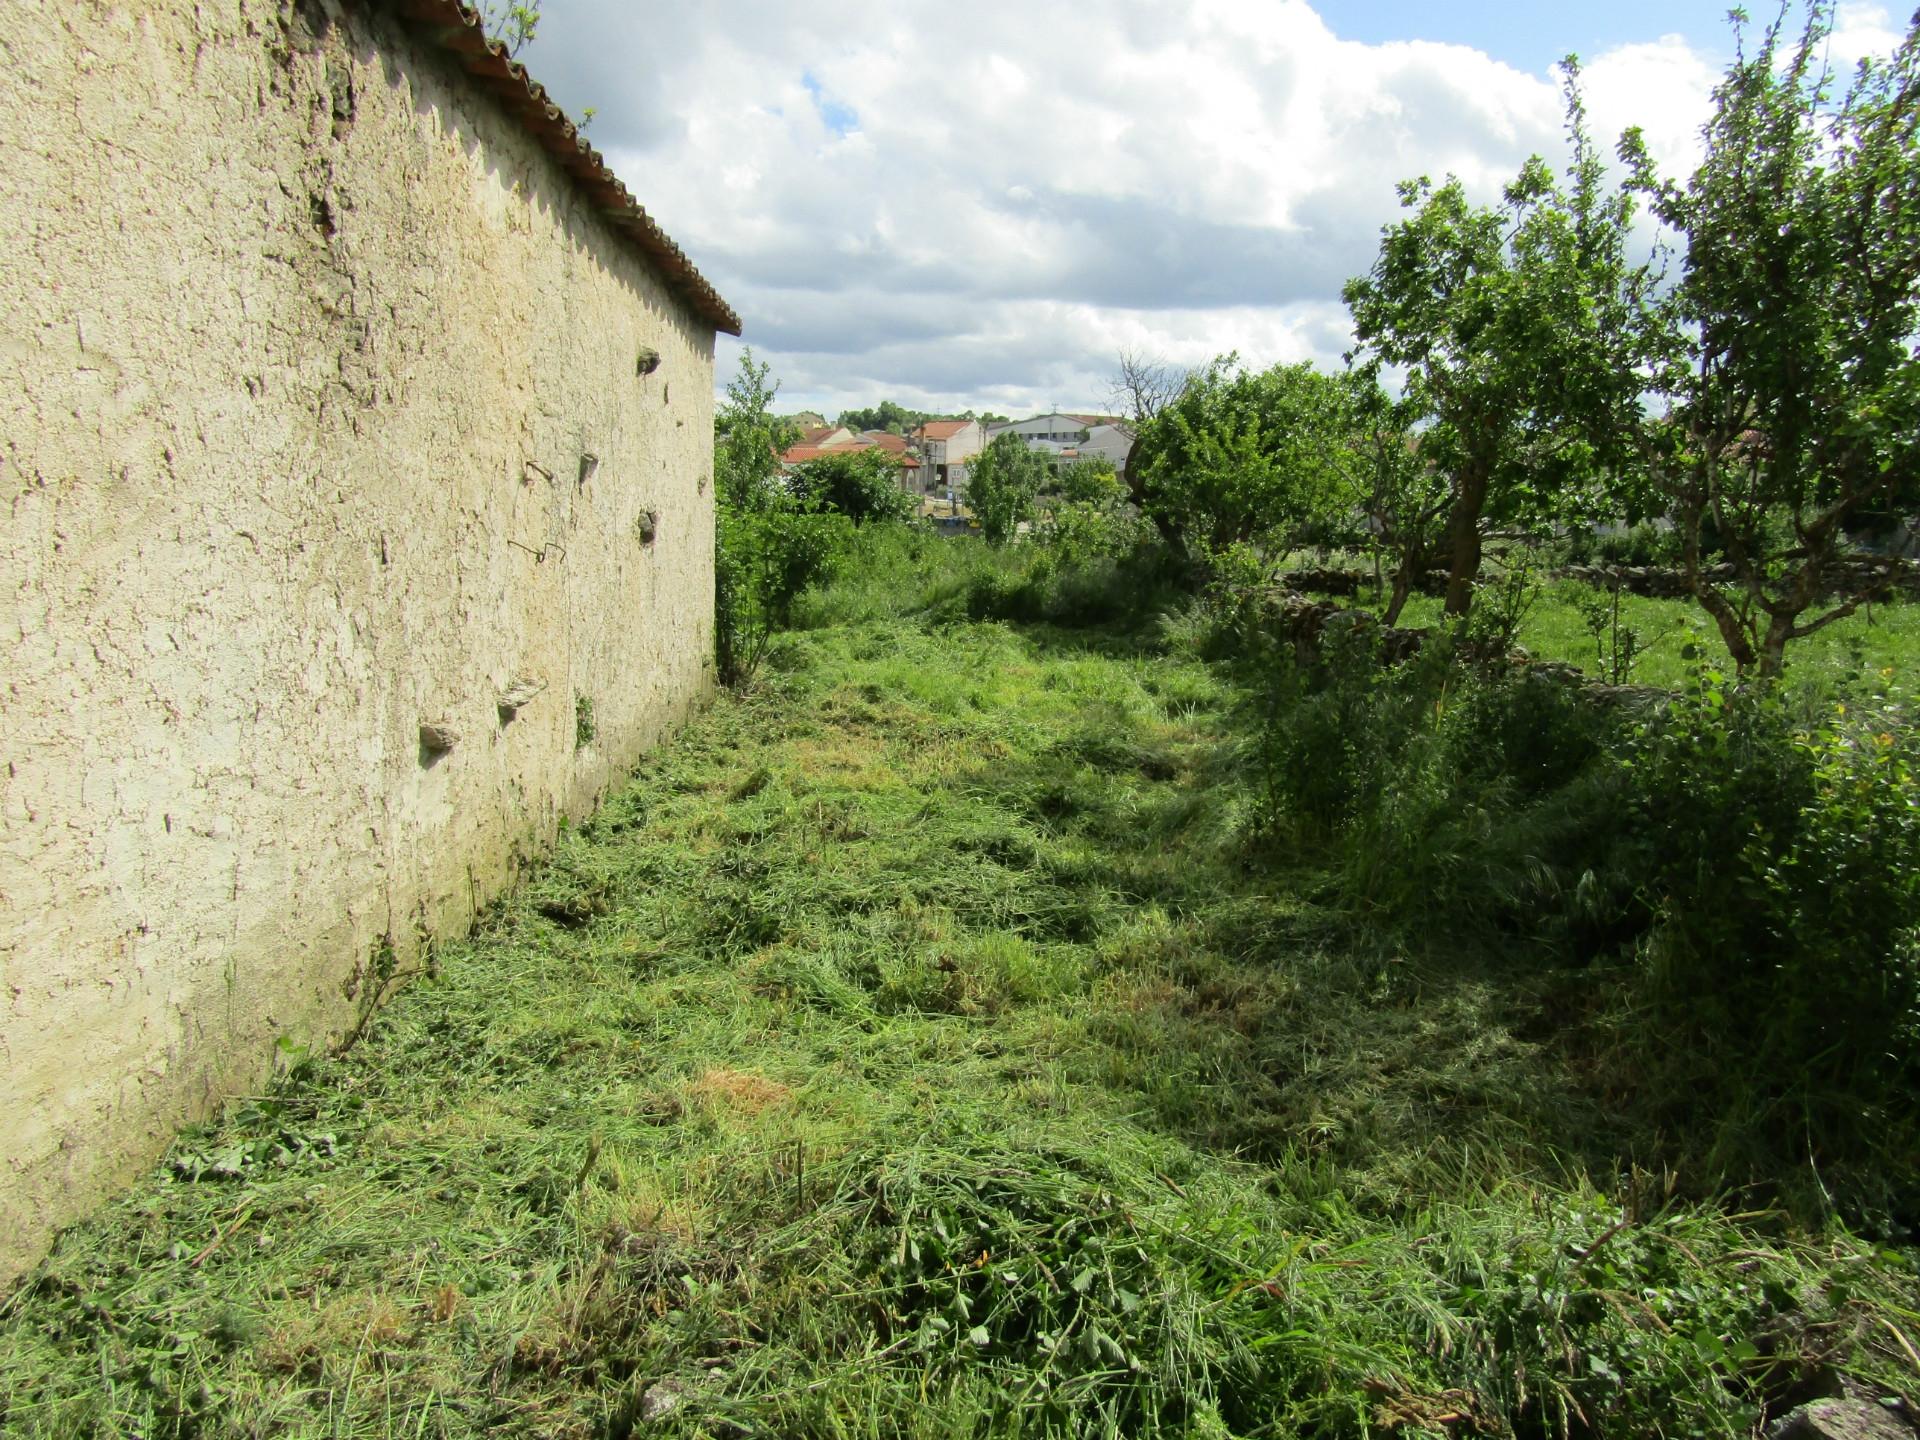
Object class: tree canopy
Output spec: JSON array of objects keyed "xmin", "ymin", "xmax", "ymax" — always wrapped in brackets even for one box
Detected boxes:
[
  {"xmin": 1622, "ymin": 2, "xmax": 1920, "ymax": 675},
  {"xmin": 790, "ymin": 449, "xmax": 917, "ymax": 525},
  {"xmin": 1344, "ymin": 68, "xmax": 1650, "ymax": 614},
  {"xmin": 1130, "ymin": 356, "xmax": 1360, "ymax": 563},
  {"xmin": 967, "ymin": 433, "xmax": 1048, "ymax": 543}
]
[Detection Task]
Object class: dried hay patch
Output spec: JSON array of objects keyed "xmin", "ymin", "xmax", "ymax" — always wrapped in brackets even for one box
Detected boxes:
[{"xmin": 687, "ymin": 1067, "xmax": 793, "ymax": 1115}]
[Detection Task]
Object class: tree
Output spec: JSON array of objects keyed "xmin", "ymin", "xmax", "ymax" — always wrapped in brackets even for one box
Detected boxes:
[
  {"xmin": 1130, "ymin": 355, "xmax": 1360, "ymax": 564},
  {"xmin": 1108, "ymin": 352, "xmax": 1184, "ymax": 516},
  {"xmin": 967, "ymin": 432, "xmax": 1047, "ymax": 543},
  {"xmin": 836, "ymin": 400, "xmax": 929, "ymax": 435},
  {"xmin": 1344, "ymin": 68, "xmax": 1650, "ymax": 616},
  {"xmin": 713, "ymin": 351, "xmax": 846, "ymax": 685},
  {"xmin": 1621, "ymin": 3, "xmax": 1920, "ymax": 676},
  {"xmin": 790, "ymin": 448, "xmax": 917, "ymax": 525},
  {"xmin": 1347, "ymin": 374, "xmax": 1451, "ymax": 625},
  {"xmin": 715, "ymin": 348, "xmax": 795, "ymax": 512},
  {"xmin": 1108, "ymin": 350, "xmax": 1183, "ymax": 426}
]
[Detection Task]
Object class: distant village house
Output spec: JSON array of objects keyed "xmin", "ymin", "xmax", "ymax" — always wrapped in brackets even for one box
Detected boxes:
[{"xmin": 912, "ymin": 419, "xmax": 984, "ymax": 497}]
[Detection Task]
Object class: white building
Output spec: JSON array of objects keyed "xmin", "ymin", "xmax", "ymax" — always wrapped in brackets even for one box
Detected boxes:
[
  {"xmin": 913, "ymin": 419, "xmax": 984, "ymax": 496},
  {"xmin": 987, "ymin": 414, "xmax": 1134, "ymax": 476},
  {"xmin": 1077, "ymin": 423, "xmax": 1134, "ymax": 474}
]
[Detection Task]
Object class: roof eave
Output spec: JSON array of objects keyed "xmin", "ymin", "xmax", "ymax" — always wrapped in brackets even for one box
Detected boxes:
[{"xmin": 382, "ymin": 0, "xmax": 742, "ymax": 336}]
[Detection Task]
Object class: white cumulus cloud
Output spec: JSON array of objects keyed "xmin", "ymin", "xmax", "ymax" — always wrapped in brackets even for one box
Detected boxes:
[{"xmin": 515, "ymin": 0, "xmax": 1900, "ymax": 415}]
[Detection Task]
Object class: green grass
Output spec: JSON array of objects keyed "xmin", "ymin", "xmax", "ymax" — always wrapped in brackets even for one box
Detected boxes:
[
  {"xmin": 3, "ymin": 546, "xmax": 1917, "ymax": 1437},
  {"xmin": 1304, "ymin": 560, "xmax": 1920, "ymax": 691}
]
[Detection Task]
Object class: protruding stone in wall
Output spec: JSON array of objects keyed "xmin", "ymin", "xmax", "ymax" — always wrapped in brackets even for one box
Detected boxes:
[
  {"xmin": 419, "ymin": 721, "xmax": 461, "ymax": 755},
  {"xmin": 497, "ymin": 678, "xmax": 549, "ymax": 719}
]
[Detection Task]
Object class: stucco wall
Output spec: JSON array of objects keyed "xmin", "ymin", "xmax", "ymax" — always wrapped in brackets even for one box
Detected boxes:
[{"xmin": 0, "ymin": 0, "xmax": 718, "ymax": 1283}]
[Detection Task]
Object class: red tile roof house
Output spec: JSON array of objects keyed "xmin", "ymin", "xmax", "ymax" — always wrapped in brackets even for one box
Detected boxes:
[
  {"xmin": 780, "ymin": 432, "xmax": 918, "ymax": 489},
  {"xmin": 796, "ymin": 425, "xmax": 857, "ymax": 448},
  {"xmin": 912, "ymin": 419, "xmax": 985, "ymax": 499}
]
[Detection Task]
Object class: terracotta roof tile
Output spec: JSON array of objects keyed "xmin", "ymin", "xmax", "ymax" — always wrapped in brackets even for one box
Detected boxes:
[
  {"xmin": 781, "ymin": 442, "xmax": 911, "ymax": 465},
  {"xmin": 386, "ymin": 0, "xmax": 740, "ymax": 335},
  {"xmin": 919, "ymin": 420, "xmax": 971, "ymax": 440}
]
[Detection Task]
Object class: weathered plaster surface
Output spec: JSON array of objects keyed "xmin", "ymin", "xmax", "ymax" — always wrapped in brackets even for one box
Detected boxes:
[{"xmin": 0, "ymin": 0, "xmax": 717, "ymax": 1283}]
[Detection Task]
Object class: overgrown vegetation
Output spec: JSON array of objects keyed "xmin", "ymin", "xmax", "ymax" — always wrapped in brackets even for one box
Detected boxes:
[
  {"xmin": 1231, "ymin": 613, "xmax": 1920, "ymax": 1220},
  {"xmin": 479, "ymin": 1, "xmax": 542, "ymax": 57},
  {"xmin": 5, "ymin": 531, "xmax": 1917, "ymax": 1438},
  {"xmin": 1120, "ymin": 0, "xmax": 1920, "ymax": 678},
  {"xmin": 713, "ymin": 351, "xmax": 854, "ymax": 688}
]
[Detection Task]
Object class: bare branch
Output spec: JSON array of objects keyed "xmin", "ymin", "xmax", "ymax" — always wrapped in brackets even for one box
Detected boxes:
[{"xmin": 1109, "ymin": 351, "xmax": 1183, "ymax": 425}]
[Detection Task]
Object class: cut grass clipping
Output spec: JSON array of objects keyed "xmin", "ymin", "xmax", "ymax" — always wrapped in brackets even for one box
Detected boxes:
[{"xmin": 3, "ymin": 579, "xmax": 1917, "ymax": 1436}]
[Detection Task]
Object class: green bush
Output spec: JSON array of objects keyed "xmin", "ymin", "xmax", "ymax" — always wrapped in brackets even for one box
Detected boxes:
[
  {"xmin": 1250, "ymin": 623, "xmax": 1620, "ymax": 935},
  {"xmin": 1593, "ymin": 520, "xmax": 1671, "ymax": 567},
  {"xmin": 1052, "ymin": 456, "xmax": 1124, "ymax": 506},
  {"xmin": 1239, "ymin": 610, "xmax": 1920, "ymax": 1214},
  {"xmin": 1130, "ymin": 355, "xmax": 1359, "ymax": 563},
  {"xmin": 1625, "ymin": 671, "xmax": 1920, "ymax": 1192},
  {"xmin": 964, "ymin": 521, "xmax": 1180, "ymax": 630},
  {"xmin": 790, "ymin": 448, "xmax": 918, "ymax": 525},
  {"xmin": 715, "ymin": 500, "xmax": 850, "ymax": 686}
]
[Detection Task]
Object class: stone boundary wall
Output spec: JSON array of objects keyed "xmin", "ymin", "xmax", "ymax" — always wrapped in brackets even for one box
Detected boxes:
[
  {"xmin": 0, "ymin": 0, "xmax": 723, "ymax": 1283},
  {"xmin": 1556, "ymin": 558, "xmax": 1920, "ymax": 601},
  {"xmin": 1255, "ymin": 590, "xmax": 1667, "ymax": 709},
  {"xmin": 1277, "ymin": 559, "xmax": 1920, "ymax": 604}
]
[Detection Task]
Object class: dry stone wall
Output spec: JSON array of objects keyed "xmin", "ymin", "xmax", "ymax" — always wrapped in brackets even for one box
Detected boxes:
[{"xmin": 0, "ymin": 0, "xmax": 721, "ymax": 1283}]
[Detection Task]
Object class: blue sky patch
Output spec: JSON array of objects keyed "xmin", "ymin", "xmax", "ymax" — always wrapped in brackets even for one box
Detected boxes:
[{"xmin": 802, "ymin": 71, "xmax": 859, "ymax": 136}]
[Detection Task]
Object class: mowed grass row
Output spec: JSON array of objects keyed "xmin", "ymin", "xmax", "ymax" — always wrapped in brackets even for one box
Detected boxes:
[{"xmin": 3, "ymin": 597, "xmax": 1916, "ymax": 1437}]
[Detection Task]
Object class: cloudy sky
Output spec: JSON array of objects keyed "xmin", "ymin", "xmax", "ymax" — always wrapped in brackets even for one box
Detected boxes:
[{"xmin": 516, "ymin": 1, "xmax": 1907, "ymax": 419}]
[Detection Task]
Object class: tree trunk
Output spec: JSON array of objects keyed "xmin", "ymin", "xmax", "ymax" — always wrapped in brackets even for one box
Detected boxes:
[
  {"xmin": 1383, "ymin": 565, "xmax": 1413, "ymax": 626},
  {"xmin": 1442, "ymin": 463, "xmax": 1489, "ymax": 617},
  {"xmin": 1696, "ymin": 588, "xmax": 1759, "ymax": 673},
  {"xmin": 1758, "ymin": 613, "xmax": 1794, "ymax": 679}
]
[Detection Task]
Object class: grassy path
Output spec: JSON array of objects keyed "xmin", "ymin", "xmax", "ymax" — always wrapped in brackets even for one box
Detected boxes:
[{"xmin": 3, "ymin": 615, "xmax": 1914, "ymax": 1438}]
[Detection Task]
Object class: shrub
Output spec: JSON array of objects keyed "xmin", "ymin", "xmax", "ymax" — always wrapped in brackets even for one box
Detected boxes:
[
  {"xmin": 1053, "ymin": 456, "xmax": 1124, "ymax": 506},
  {"xmin": 1130, "ymin": 356, "xmax": 1359, "ymax": 564},
  {"xmin": 1625, "ymin": 670, "xmax": 1920, "ymax": 1193},
  {"xmin": 715, "ymin": 501, "xmax": 850, "ymax": 686},
  {"xmin": 1242, "ymin": 612, "xmax": 1920, "ymax": 1214},
  {"xmin": 1249, "ymin": 623, "xmax": 1619, "ymax": 933},
  {"xmin": 790, "ymin": 448, "xmax": 918, "ymax": 525}
]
